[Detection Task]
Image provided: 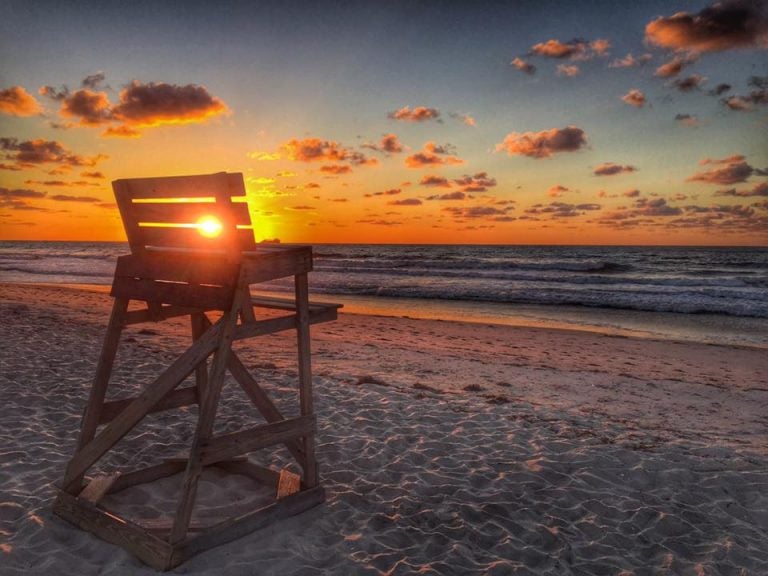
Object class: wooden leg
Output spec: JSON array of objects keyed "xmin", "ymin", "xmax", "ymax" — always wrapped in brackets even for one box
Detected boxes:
[
  {"xmin": 295, "ymin": 273, "xmax": 317, "ymax": 488},
  {"xmin": 171, "ymin": 278, "xmax": 247, "ymax": 545},
  {"xmin": 65, "ymin": 297, "xmax": 129, "ymax": 494},
  {"xmin": 191, "ymin": 312, "xmax": 209, "ymax": 407}
]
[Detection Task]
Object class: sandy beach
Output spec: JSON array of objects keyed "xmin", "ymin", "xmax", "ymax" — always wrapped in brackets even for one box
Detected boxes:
[{"xmin": 1, "ymin": 282, "xmax": 767, "ymax": 575}]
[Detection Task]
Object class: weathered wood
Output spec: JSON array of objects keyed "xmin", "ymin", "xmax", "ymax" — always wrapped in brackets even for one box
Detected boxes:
[
  {"xmin": 63, "ymin": 320, "xmax": 223, "ymax": 492},
  {"xmin": 233, "ymin": 306, "xmax": 339, "ymax": 341},
  {"xmin": 251, "ymin": 294, "xmax": 343, "ymax": 312},
  {"xmin": 136, "ymin": 226, "xmax": 255, "ymax": 253},
  {"xmin": 277, "ymin": 470, "xmax": 301, "ymax": 499},
  {"xmin": 53, "ymin": 490, "xmax": 172, "ymax": 571},
  {"xmin": 138, "ymin": 518, "xmax": 208, "ymax": 535},
  {"xmin": 114, "ymin": 252, "xmax": 239, "ymax": 286},
  {"xmin": 170, "ymin": 278, "xmax": 247, "ymax": 544},
  {"xmin": 295, "ymin": 272, "xmax": 317, "ymax": 488},
  {"xmin": 227, "ymin": 351, "xmax": 306, "ymax": 464},
  {"xmin": 67, "ymin": 297, "xmax": 129, "ymax": 494},
  {"xmin": 108, "ymin": 461, "xmax": 188, "ymax": 495},
  {"xmin": 240, "ymin": 248, "xmax": 313, "ymax": 284},
  {"xmin": 130, "ymin": 201, "xmax": 250, "ymax": 226},
  {"xmin": 98, "ymin": 386, "xmax": 199, "ymax": 425},
  {"xmin": 125, "ymin": 304, "xmax": 205, "ymax": 325},
  {"xmin": 191, "ymin": 313, "xmax": 209, "ymax": 407},
  {"xmin": 199, "ymin": 415, "xmax": 316, "ymax": 467},
  {"xmin": 173, "ymin": 486, "xmax": 325, "ymax": 566},
  {"xmin": 78, "ymin": 473, "xmax": 121, "ymax": 505},
  {"xmin": 214, "ymin": 460, "xmax": 280, "ymax": 487},
  {"xmin": 111, "ymin": 276, "xmax": 235, "ymax": 310}
]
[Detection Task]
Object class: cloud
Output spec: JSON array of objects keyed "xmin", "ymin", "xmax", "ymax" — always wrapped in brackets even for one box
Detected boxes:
[
  {"xmin": 419, "ymin": 175, "xmax": 451, "ymax": 188},
  {"xmin": 288, "ymin": 205, "xmax": 315, "ymax": 210},
  {"xmin": 686, "ymin": 155, "xmax": 762, "ymax": 185},
  {"xmin": 427, "ymin": 191, "xmax": 467, "ymax": 201},
  {"xmin": 388, "ymin": 198, "xmax": 423, "ymax": 206},
  {"xmin": 645, "ymin": 0, "xmax": 768, "ymax": 53},
  {"xmin": 38, "ymin": 85, "xmax": 69, "ymax": 101},
  {"xmin": 0, "ymin": 187, "xmax": 46, "ymax": 199},
  {"xmin": 0, "ymin": 138, "xmax": 106, "ymax": 169},
  {"xmin": 279, "ymin": 137, "xmax": 375, "ymax": 173},
  {"xmin": 495, "ymin": 126, "xmax": 587, "ymax": 159},
  {"xmin": 594, "ymin": 162, "xmax": 638, "ymax": 176},
  {"xmin": 363, "ymin": 133, "xmax": 404, "ymax": 154},
  {"xmin": 655, "ymin": 56, "xmax": 694, "ymax": 78},
  {"xmin": 673, "ymin": 74, "xmax": 706, "ymax": 92},
  {"xmin": 0, "ymin": 86, "xmax": 42, "ymax": 117},
  {"xmin": 50, "ymin": 194, "xmax": 100, "ymax": 202},
  {"xmin": 356, "ymin": 218, "xmax": 402, "ymax": 226},
  {"xmin": 387, "ymin": 106, "xmax": 440, "ymax": 122},
  {"xmin": 557, "ymin": 64, "xmax": 580, "ymax": 77},
  {"xmin": 721, "ymin": 88, "xmax": 768, "ymax": 111},
  {"xmin": 81, "ymin": 72, "xmax": 106, "ymax": 90},
  {"xmin": 443, "ymin": 206, "xmax": 512, "ymax": 220},
  {"xmin": 450, "ymin": 112, "xmax": 476, "ymax": 126},
  {"xmin": 621, "ymin": 89, "xmax": 646, "ymax": 108},
  {"xmin": 511, "ymin": 57, "xmax": 536, "ymax": 75},
  {"xmin": 320, "ymin": 164, "xmax": 352, "ymax": 175},
  {"xmin": 405, "ymin": 142, "xmax": 462, "ymax": 168},
  {"xmin": 60, "ymin": 89, "xmax": 113, "ymax": 126},
  {"xmin": 530, "ymin": 38, "xmax": 610, "ymax": 60},
  {"xmin": 675, "ymin": 113, "xmax": 701, "ymax": 126},
  {"xmin": 715, "ymin": 182, "xmax": 768, "ymax": 196},
  {"xmin": 369, "ymin": 188, "xmax": 402, "ymax": 197},
  {"xmin": 709, "ymin": 83, "xmax": 732, "ymax": 96},
  {"xmin": 454, "ymin": 172, "xmax": 497, "ymax": 192},
  {"xmin": 24, "ymin": 179, "xmax": 99, "ymax": 187},
  {"xmin": 525, "ymin": 202, "xmax": 601, "ymax": 218},
  {"xmin": 548, "ymin": 185, "xmax": 569, "ymax": 198},
  {"xmin": 609, "ymin": 53, "xmax": 653, "ymax": 68},
  {"xmin": 80, "ymin": 171, "xmax": 104, "ymax": 178},
  {"xmin": 623, "ymin": 189, "xmax": 642, "ymax": 197}
]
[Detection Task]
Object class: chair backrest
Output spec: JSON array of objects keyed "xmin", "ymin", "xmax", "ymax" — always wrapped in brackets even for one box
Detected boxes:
[{"xmin": 113, "ymin": 172, "xmax": 256, "ymax": 258}]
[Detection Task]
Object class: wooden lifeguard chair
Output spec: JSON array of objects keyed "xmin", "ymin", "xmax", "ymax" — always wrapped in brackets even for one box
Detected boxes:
[{"xmin": 53, "ymin": 172, "xmax": 340, "ymax": 570}]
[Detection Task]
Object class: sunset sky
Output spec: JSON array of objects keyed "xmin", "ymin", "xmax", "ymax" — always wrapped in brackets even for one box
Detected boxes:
[{"xmin": 1, "ymin": 0, "xmax": 767, "ymax": 245}]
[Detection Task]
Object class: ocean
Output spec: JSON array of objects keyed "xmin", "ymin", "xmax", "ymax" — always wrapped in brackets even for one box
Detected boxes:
[{"xmin": 1, "ymin": 241, "xmax": 767, "ymax": 347}]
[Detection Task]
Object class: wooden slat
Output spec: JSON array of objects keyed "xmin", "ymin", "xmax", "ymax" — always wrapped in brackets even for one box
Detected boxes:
[
  {"xmin": 191, "ymin": 313, "xmax": 209, "ymax": 407},
  {"xmin": 214, "ymin": 460, "xmax": 280, "ymax": 487},
  {"xmin": 111, "ymin": 277, "xmax": 234, "ymax": 310},
  {"xmin": 63, "ymin": 320, "xmax": 224, "ymax": 492},
  {"xmin": 125, "ymin": 305, "xmax": 204, "ymax": 325},
  {"xmin": 250, "ymin": 295, "xmax": 343, "ymax": 312},
  {"xmin": 133, "ymin": 225, "xmax": 256, "ymax": 253},
  {"xmin": 233, "ymin": 306, "xmax": 338, "ymax": 342},
  {"xmin": 108, "ymin": 461, "xmax": 188, "ymax": 495},
  {"xmin": 78, "ymin": 473, "xmax": 121, "ymax": 505},
  {"xmin": 173, "ymin": 486, "xmax": 325, "ymax": 566},
  {"xmin": 67, "ymin": 297, "xmax": 129, "ymax": 494},
  {"xmin": 138, "ymin": 518, "xmax": 208, "ymax": 535},
  {"xmin": 130, "ymin": 201, "xmax": 250, "ymax": 226},
  {"xmin": 98, "ymin": 386, "xmax": 199, "ymax": 425},
  {"xmin": 241, "ymin": 248, "xmax": 313, "ymax": 284},
  {"xmin": 199, "ymin": 415, "xmax": 316, "ymax": 466},
  {"xmin": 53, "ymin": 491, "xmax": 173, "ymax": 571},
  {"xmin": 114, "ymin": 172, "xmax": 236, "ymax": 200},
  {"xmin": 114, "ymin": 253, "xmax": 239, "ymax": 286},
  {"xmin": 227, "ymin": 352, "xmax": 306, "ymax": 465}
]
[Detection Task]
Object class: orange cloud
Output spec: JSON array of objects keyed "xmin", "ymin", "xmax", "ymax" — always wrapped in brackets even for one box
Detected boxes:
[
  {"xmin": 673, "ymin": 74, "xmax": 706, "ymax": 92},
  {"xmin": 320, "ymin": 164, "xmax": 352, "ymax": 175},
  {"xmin": 388, "ymin": 106, "xmax": 440, "ymax": 122},
  {"xmin": 594, "ymin": 162, "xmax": 638, "ymax": 176},
  {"xmin": 388, "ymin": 198, "xmax": 422, "ymax": 206},
  {"xmin": 621, "ymin": 89, "xmax": 646, "ymax": 108},
  {"xmin": 60, "ymin": 89, "xmax": 112, "ymax": 126},
  {"xmin": 0, "ymin": 86, "xmax": 42, "ymax": 117},
  {"xmin": 454, "ymin": 172, "xmax": 497, "ymax": 192},
  {"xmin": 450, "ymin": 112, "xmax": 476, "ymax": 126},
  {"xmin": 111, "ymin": 81, "xmax": 228, "ymax": 127},
  {"xmin": 654, "ymin": 56, "xmax": 695, "ymax": 78},
  {"xmin": 715, "ymin": 182, "xmax": 768, "ymax": 197},
  {"xmin": 495, "ymin": 126, "xmax": 587, "ymax": 159},
  {"xmin": 556, "ymin": 64, "xmax": 580, "ymax": 77},
  {"xmin": 511, "ymin": 57, "xmax": 536, "ymax": 74},
  {"xmin": 0, "ymin": 138, "xmax": 106, "ymax": 169},
  {"xmin": 609, "ymin": 53, "xmax": 653, "ymax": 68},
  {"xmin": 363, "ymin": 133, "xmax": 404, "ymax": 154},
  {"xmin": 687, "ymin": 155, "xmax": 760, "ymax": 185},
  {"xmin": 427, "ymin": 191, "xmax": 466, "ymax": 201},
  {"xmin": 645, "ymin": 0, "xmax": 768, "ymax": 53},
  {"xmin": 530, "ymin": 38, "xmax": 610, "ymax": 60},
  {"xmin": 405, "ymin": 142, "xmax": 462, "ymax": 168},
  {"xmin": 419, "ymin": 175, "xmax": 451, "ymax": 188},
  {"xmin": 547, "ymin": 185, "xmax": 569, "ymax": 197},
  {"xmin": 279, "ymin": 137, "xmax": 375, "ymax": 172}
]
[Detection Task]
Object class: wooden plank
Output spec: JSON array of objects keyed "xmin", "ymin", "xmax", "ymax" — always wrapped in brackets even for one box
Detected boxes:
[
  {"xmin": 137, "ymin": 518, "xmax": 208, "ymax": 535},
  {"xmin": 125, "ymin": 305, "xmax": 203, "ymax": 325},
  {"xmin": 173, "ymin": 486, "xmax": 325, "ymax": 566},
  {"xmin": 67, "ymin": 297, "xmax": 129, "ymax": 494},
  {"xmin": 98, "ymin": 386, "xmax": 199, "ymax": 425},
  {"xmin": 114, "ymin": 172, "xmax": 235, "ymax": 200},
  {"xmin": 227, "ymin": 352, "xmax": 306, "ymax": 465},
  {"xmin": 133, "ymin": 225, "xmax": 255, "ymax": 253},
  {"xmin": 199, "ymin": 415, "xmax": 316, "ymax": 467},
  {"xmin": 295, "ymin": 272, "xmax": 317, "ymax": 488},
  {"xmin": 63, "ymin": 320, "xmax": 224, "ymax": 493},
  {"xmin": 250, "ymin": 295, "xmax": 343, "ymax": 312},
  {"xmin": 214, "ymin": 460, "xmax": 280, "ymax": 487},
  {"xmin": 78, "ymin": 473, "xmax": 121, "ymax": 505},
  {"xmin": 114, "ymin": 179, "xmax": 146, "ymax": 255},
  {"xmin": 111, "ymin": 277, "xmax": 234, "ymax": 310},
  {"xmin": 53, "ymin": 490, "xmax": 172, "ymax": 571},
  {"xmin": 232, "ymin": 306, "xmax": 338, "ymax": 341},
  {"xmin": 191, "ymin": 313, "xmax": 209, "ymax": 407},
  {"xmin": 170, "ymin": 277, "xmax": 248, "ymax": 545},
  {"xmin": 277, "ymin": 470, "xmax": 301, "ymax": 499},
  {"xmin": 240, "ymin": 248, "xmax": 313, "ymax": 284},
  {"xmin": 130, "ymin": 201, "xmax": 250, "ymax": 226},
  {"xmin": 108, "ymin": 461, "xmax": 187, "ymax": 495},
  {"xmin": 114, "ymin": 253, "xmax": 239, "ymax": 286}
]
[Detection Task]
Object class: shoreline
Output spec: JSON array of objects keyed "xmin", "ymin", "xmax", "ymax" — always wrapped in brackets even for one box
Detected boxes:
[
  {"xmin": 5, "ymin": 280, "xmax": 768, "ymax": 350},
  {"xmin": 1, "ymin": 282, "xmax": 767, "ymax": 574}
]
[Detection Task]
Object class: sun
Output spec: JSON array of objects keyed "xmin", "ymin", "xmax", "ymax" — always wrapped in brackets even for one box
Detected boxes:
[{"xmin": 197, "ymin": 215, "xmax": 223, "ymax": 238}]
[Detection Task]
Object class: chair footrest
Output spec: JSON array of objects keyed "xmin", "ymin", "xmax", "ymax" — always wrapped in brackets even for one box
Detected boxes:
[{"xmin": 250, "ymin": 295, "xmax": 342, "ymax": 313}]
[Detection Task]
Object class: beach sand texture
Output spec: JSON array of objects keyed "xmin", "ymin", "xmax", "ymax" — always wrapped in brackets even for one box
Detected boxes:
[{"xmin": 1, "ymin": 284, "xmax": 767, "ymax": 575}]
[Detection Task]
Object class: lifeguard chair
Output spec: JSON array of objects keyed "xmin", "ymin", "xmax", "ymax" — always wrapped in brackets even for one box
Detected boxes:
[{"xmin": 53, "ymin": 172, "xmax": 340, "ymax": 569}]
